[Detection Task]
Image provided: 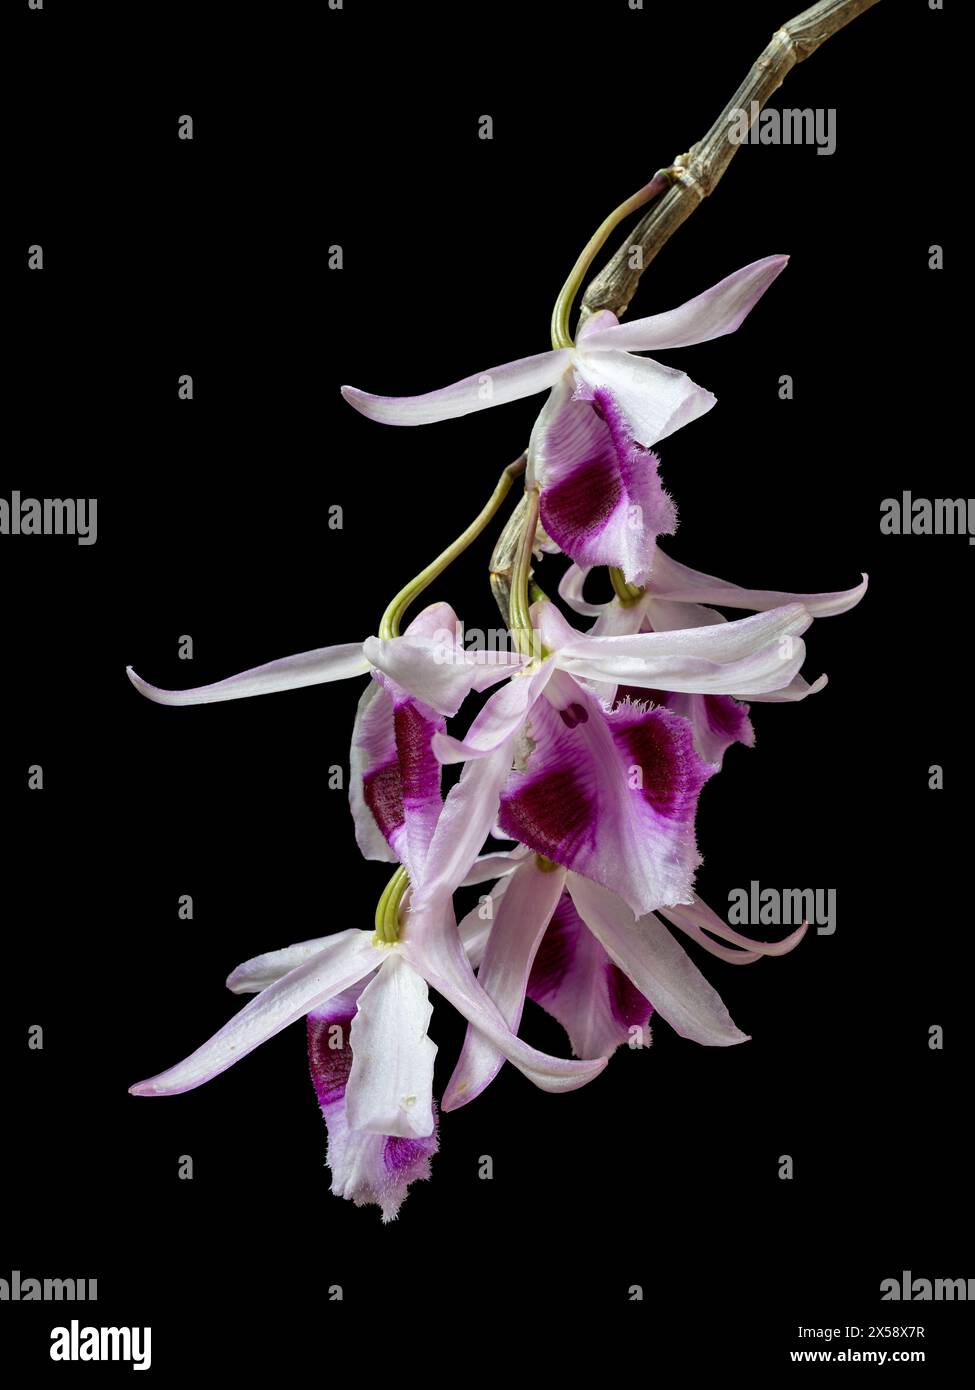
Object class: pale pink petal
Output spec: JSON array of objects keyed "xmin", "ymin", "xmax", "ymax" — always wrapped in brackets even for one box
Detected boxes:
[
  {"xmin": 432, "ymin": 660, "xmax": 555, "ymax": 763},
  {"xmin": 443, "ymin": 857, "xmax": 567, "ymax": 1109},
  {"xmin": 661, "ymin": 894, "xmax": 808, "ymax": 958},
  {"xmin": 568, "ymin": 875, "xmax": 749, "ymax": 1046},
  {"xmin": 411, "ymin": 738, "xmax": 518, "ymax": 908},
  {"xmin": 578, "ymin": 256, "xmax": 789, "ymax": 353},
  {"xmin": 341, "ymin": 348, "xmax": 572, "ymax": 425},
  {"xmin": 129, "ymin": 930, "xmax": 380, "ymax": 1095},
  {"xmin": 459, "ymin": 845, "xmax": 529, "ymax": 887},
  {"xmin": 746, "ymin": 672, "xmax": 828, "ymax": 702},
  {"xmin": 227, "ymin": 937, "xmax": 338, "ymax": 994},
  {"xmin": 647, "ymin": 548, "xmax": 868, "ymax": 617},
  {"xmin": 552, "ymin": 603, "xmax": 813, "ymax": 697},
  {"xmin": 403, "ymin": 900, "xmax": 607, "ymax": 1099},
  {"xmin": 362, "ymin": 633, "xmax": 520, "ymax": 717},
  {"xmin": 557, "ymin": 564, "xmax": 606, "ymax": 618},
  {"xmin": 126, "ymin": 644, "xmax": 370, "ymax": 706}
]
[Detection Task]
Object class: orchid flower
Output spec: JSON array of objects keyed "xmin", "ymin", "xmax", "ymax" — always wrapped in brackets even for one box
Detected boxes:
[
  {"xmin": 342, "ymin": 257, "xmax": 788, "ymax": 585},
  {"xmin": 443, "ymin": 847, "xmax": 808, "ymax": 1110},
  {"xmin": 368, "ymin": 596, "xmax": 818, "ymax": 919},
  {"xmin": 127, "ymin": 601, "xmax": 608, "ymax": 1217},
  {"xmin": 558, "ymin": 552, "xmax": 868, "ymax": 764},
  {"xmin": 129, "ymin": 889, "xmax": 607, "ymax": 1213}
]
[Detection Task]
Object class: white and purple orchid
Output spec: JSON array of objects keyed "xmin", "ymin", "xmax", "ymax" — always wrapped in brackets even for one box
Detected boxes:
[
  {"xmin": 127, "ymin": 202, "xmax": 866, "ymax": 1221},
  {"xmin": 343, "ymin": 256, "xmax": 788, "ymax": 585}
]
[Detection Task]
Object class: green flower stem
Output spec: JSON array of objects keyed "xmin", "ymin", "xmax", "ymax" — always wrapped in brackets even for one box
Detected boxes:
[
  {"xmin": 550, "ymin": 170, "xmax": 671, "ymax": 351},
  {"xmin": 378, "ymin": 454, "xmax": 527, "ymax": 640},
  {"xmin": 608, "ymin": 566, "xmax": 646, "ymax": 606},
  {"xmin": 509, "ymin": 488, "xmax": 543, "ymax": 660}
]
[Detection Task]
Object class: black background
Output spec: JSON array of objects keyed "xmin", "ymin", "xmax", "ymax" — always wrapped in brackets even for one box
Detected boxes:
[{"xmin": 5, "ymin": 0, "xmax": 970, "ymax": 1375}]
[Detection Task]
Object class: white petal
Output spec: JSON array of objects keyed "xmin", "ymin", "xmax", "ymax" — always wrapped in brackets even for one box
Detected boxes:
[
  {"xmin": 341, "ymin": 349, "xmax": 572, "ymax": 425},
  {"xmin": 346, "ymin": 954, "xmax": 437, "ymax": 1138},
  {"xmin": 129, "ymin": 930, "xmax": 380, "ymax": 1095},
  {"xmin": 226, "ymin": 937, "xmax": 338, "ymax": 994},
  {"xmin": 568, "ymin": 875, "xmax": 749, "ymax": 1046},
  {"xmin": 127, "ymin": 644, "xmax": 370, "ymax": 706},
  {"xmin": 553, "ymin": 603, "xmax": 813, "ymax": 696},
  {"xmin": 577, "ymin": 256, "xmax": 789, "ymax": 353},
  {"xmin": 576, "ymin": 350, "xmax": 715, "ymax": 448}
]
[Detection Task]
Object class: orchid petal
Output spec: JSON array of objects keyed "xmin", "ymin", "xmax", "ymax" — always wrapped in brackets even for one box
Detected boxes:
[
  {"xmin": 497, "ymin": 671, "xmax": 713, "ymax": 918},
  {"xmin": 227, "ymin": 937, "xmax": 337, "ymax": 994},
  {"xmin": 351, "ymin": 675, "xmax": 445, "ymax": 883},
  {"xmin": 664, "ymin": 691, "xmax": 755, "ymax": 766},
  {"xmin": 129, "ymin": 929, "xmax": 380, "ymax": 1095},
  {"xmin": 348, "ymin": 679, "xmax": 402, "ymax": 864},
  {"xmin": 126, "ymin": 644, "xmax": 370, "ymax": 707},
  {"xmin": 647, "ymin": 547, "xmax": 868, "ymax": 617},
  {"xmin": 575, "ymin": 350, "xmax": 716, "ymax": 448},
  {"xmin": 341, "ymin": 348, "xmax": 572, "ymax": 425},
  {"xmin": 557, "ymin": 564, "xmax": 606, "ymax": 618},
  {"xmin": 568, "ymin": 875, "xmax": 749, "ymax": 1046},
  {"xmin": 307, "ymin": 984, "xmax": 436, "ymax": 1223},
  {"xmin": 444, "ymin": 857, "xmax": 567, "ymax": 1109},
  {"xmin": 578, "ymin": 256, "xmax": 789, "ymax": 353},
  {"xmin": 747, "ymin": 672, "xmax": 828, "ymax": 702},
  {"xmin": 362, "ymin": 633, "xmax": 520, "ymax": 717},
  {"xmin": 459, "ymin": 845, "xmax": 529, "ymax": 887},
  {"xmin": 528, "ymin": 378, "xmax": 676, "ymax": 585},
  {"xmin": 552, "ymin": 603, "xmax": 813, "ymax": 697},
  {"xmin": 432, "ymin": 659, "xmax": 555, "ymax": 763},
  {"xmin": 346, "ymin": 954, "xmax": 437, "ymax": 1139},
  {"xmin": 412, "ymin": 738, "xmax": 518, "ymax": 909},
  {"xmin": 661, "ymin": 895, "xmax": 808, "ymax": 958},
  {"xmin": 403, "ymin": 900, "xmax": 607, "ymax": 1099},
  {"xmin": 528, "ymin": 887, "xmax": 653, "ymax": 1057}
]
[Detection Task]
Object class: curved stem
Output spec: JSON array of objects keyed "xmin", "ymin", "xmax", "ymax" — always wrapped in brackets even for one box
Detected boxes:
[
  {"xmin": 378, "ymin": 455, "xmax": 526, "ymax": 640},
  {"xmin": 509, "ymin": 489, "xmax": 541, "ymax": 660},
  {"xmin": 550, "ymin": 171, "xmax": 671, "ymax": 350}
]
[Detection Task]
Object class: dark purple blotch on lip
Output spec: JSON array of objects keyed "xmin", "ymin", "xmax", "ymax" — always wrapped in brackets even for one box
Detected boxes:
[
  {"xmin": 610, "ymin": 703, "xmax": 713, "ymax": 820},
  {"xmin": 498, "ymin": 767, "xmax": 596, "ymax": 868},
  {"xmin": 363, "ymin": 758, "xmax": 404, "ymax": 841},
  {"xmin": 307, "ymin": 1013, "xmax": 355, "ymax": 1109},
  {"xmin": 606, "ymin": 961, "xmax": 651, "ymax": 1032},
  {"xmin": 362, "ymin": 695, "xmax": 443, "ymax": 849},
  {"xmin": 394, "ymin": 700, "xmax": 441, "ymax": 808},
  {"xmin": 527, "ymin": 891, "xmax": 578, "ymax": 999}
]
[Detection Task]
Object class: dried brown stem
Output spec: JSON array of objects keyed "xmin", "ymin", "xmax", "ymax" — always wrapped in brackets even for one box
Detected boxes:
[{"xmin": 578, "ymin": 0, "xmax": 883, "ymax": 325}]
